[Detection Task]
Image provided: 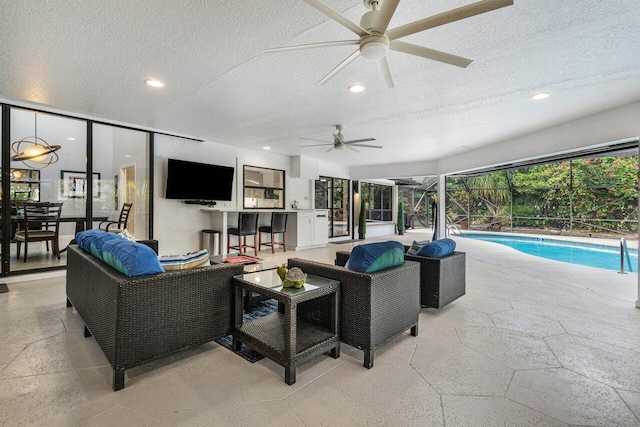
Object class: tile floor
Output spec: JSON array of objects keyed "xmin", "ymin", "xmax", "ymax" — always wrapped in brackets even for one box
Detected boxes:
[{"xmin": 1, "ymin": 230, "xmax": 639, "ymax": 426}]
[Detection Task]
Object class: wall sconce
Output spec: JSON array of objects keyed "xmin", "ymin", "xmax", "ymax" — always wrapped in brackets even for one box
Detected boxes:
[{"xmin": 11, "ymin": 113, "xmax": 61, "ymax": 169}]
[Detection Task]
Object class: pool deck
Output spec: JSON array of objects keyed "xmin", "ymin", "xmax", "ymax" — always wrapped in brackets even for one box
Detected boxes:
[{"xmin": 1, "ymin": 229, "xmax": 639, "ymax": 426}]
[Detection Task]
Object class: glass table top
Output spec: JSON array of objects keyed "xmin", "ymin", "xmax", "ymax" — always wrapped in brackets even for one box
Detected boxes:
[
  {"xmin": 234, "ymin": 270, "xmax": 339, "ymax": 295},
  {"xmin": 210, "ymin": 252, "xmax": 278, "ymax": 273}
]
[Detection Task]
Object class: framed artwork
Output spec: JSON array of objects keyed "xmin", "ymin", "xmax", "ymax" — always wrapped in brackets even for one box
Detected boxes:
[{"xmin": 60, "ymin": 170, "xmax": 101, "ymax": 199}]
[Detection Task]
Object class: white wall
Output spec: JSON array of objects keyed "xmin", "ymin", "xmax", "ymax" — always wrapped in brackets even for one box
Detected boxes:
[
  {"xmin": 154, "ymin": 136, "xmax": 316, "ymax": 255},
  {"xmin": 350, "ymin": 101, "xmax": 640, "ymax": 179}
]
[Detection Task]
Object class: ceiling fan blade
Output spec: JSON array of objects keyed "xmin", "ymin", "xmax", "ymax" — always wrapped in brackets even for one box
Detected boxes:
[
  {"xmin": 351, "ymin": 144, "xmax": 383, "ymax": 149},
  {"xmin": 375, "ymin": 57, "xmax": 394, "ymax": 89},
  {"xmin": 302, "ymin": 0, "xmax": 369, "ymax": 36},
  {"xmin": 372, "ymin": 0, "xmax": 400, "ymax": 33},
  {"xmin": 343, "ymin": 138, "xmax": 376, "ymax": 144},
  {"xmin": 301, "ymin": 143, "xmax": 334, "ymax": 147},
  {"xmin": 318, "ymin": 50, "xmax": 361, "ymax": 85},
  {"xmin": 301, "ymin": 137, "xmax": 332, "ymax": 143},
  {"xmin": 264, "ymin": 40, "xmax": 359, "ymax": 53},
  {"xmin": 387, "ymin": 0, "xmax": 513, "ymax": 40},
  {"xmin": 346, "ymin": 145, "xmax": 360, "ymax": 153},
  {"xmin": 390, "ymin": 41, "xmax": 473, "ymax": 68}
]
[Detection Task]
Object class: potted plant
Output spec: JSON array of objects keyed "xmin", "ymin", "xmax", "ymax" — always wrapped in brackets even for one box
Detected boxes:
[
  {"xmin": 358, "ymin": 198, "xmax": 366, "ymax": 239},
  {"xmin": 397, "ymin": 203, "xmax": 405, "ymax": 235}
]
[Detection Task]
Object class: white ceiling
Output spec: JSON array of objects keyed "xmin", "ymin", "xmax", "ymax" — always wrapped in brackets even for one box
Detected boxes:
[{"xmin": 1, "ymin": 0, "xmax": 639, "ymax": 168}]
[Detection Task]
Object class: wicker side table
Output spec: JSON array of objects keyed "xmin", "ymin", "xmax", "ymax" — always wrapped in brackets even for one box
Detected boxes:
[{"xmin": 232, "ymin": 270, "xmax": 340, "ymax": 385}]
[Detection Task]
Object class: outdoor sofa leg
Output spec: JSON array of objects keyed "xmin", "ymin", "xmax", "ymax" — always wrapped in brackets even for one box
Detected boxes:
[
  {"xmin": 113, "ymin": 368, "xmax": 125, "ymax": 391},
  {"xmin": 411, "ymin": 323, "xmax": 419, "ymax": 337},
  {"xmin": 330, "ymin": 342, "xmax": 340, "ymax": 359},
  {"xmin": 66, "ymin": 298, "xmax": 73, "ymax": 308},
  {"xmin": 285, "ymin": 363, "xmax": 296, "ymax": 385},
  {"xmin": 364, "ymin": 350, "xmax": 374, "ymax": 369},
  {"xmin": 84, "ymin": 325, "xmax": 92, "ymax": 338}
]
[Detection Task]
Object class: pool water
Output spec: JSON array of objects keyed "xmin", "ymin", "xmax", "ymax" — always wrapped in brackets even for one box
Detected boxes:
[{"xmin": 463, "ymin": 234, "xmax": 637, "ymax": 272}]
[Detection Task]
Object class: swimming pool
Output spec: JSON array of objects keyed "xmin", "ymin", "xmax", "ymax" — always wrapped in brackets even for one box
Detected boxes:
[{"xmin": 463, "ymin": 233, "xmax": 637, "ymax": 272}]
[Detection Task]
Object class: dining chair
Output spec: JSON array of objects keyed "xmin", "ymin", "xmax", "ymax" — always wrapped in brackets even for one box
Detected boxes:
[
  {"xmin": 99, "ymin": 203, "xmax": 133, "ymax": 233},
  {"xmin": 227, "ymin": 212, "xmax": 260, "ymax": 256},
  {"xmin": 258, "ymin": 212, "xmax": 288, "ymax": 253},
  {"xmin": 15, "ymin": 202, "xmax": 63, "ymax": 262}
]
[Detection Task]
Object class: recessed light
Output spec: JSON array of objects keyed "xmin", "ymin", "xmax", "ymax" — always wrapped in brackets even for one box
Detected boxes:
[
  {"xmin": 144, "ymin": 79, "xmax": 165, "ymax": 88},
  {"xmin": 532, "ymin": 92, "xmax": 550, "ymax": 100},
  {"xmin": 263, "ymin": 146, "xmax": 271, "ymax": 150},
  {"xmin": 124, "ymin": 154, "xmax": 132, "ymax": 158},
  {"xmin": 348, "ymin": 83, "xmax": 366, "ymax": 93},
  {"xmin": 66, "ymin": 137, "xmax": 76, "ymax": 141}
]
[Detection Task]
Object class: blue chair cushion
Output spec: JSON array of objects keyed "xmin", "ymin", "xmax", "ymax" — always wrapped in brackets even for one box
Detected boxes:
[
  {"xmin": 75, "ymin": 229, "xmax": 109, "ymax": 253},
  {"xmin": 416, "ymin": 238, "xmax": 456, "ymax": 258},
  {"xmin": 347, "ymin": 241, "xmax": 405, "ymax": 273},
  {"xmin": 102, "ymin": 239, "xmax": 165, "ymax": 277},
  {"xmin": 89, "ymin": 232, "xmax": 123, "ymax": 260}
]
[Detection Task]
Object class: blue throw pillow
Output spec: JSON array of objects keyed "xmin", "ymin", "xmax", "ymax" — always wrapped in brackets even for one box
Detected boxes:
[
  {"xmin": 89, "ymin": 232, "xmax": 123, "ymax": 260},
  {"xmin": 416, "ymin": 238, "xmax": 456, "ymax": 258},
  {"xmin": 101, "ymin": 239, "xmax": 165, "ymax": 277},
  {"xmin": 75, "ymin": 229, "xmax": 109, "ymax": 253},
  {"xmin": 347, "ymin": 241, "xmax": 405, "ymax": 273}
]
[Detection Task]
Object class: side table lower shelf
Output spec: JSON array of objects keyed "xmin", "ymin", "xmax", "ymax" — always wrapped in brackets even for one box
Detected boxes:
[
  {"xmin": 232, "ymin": 271, "xmax": 340, "ymax": 385},
  {"xmin": 234, "ymin": 312, "xmax": 339, "ymax": 356}
]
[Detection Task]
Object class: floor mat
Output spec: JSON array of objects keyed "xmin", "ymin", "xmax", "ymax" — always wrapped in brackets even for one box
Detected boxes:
[{"xmin": 214, "ymin": 299, "xmax": 278, "ymax": 363}]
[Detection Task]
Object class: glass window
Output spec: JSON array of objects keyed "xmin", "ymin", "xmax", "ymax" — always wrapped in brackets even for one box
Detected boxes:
[
  {"xmin": 361, "ymin": 182, "xmax": 393, "ymax": 222},
  {"xmin": 243, "ymin": 165, "xmax": 285, "ymax": 209}
]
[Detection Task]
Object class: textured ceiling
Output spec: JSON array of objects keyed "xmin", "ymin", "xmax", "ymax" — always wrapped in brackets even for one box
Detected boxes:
[{"xmin": 1, "ymin": 0, "xmax": 639, "ymax": 167}]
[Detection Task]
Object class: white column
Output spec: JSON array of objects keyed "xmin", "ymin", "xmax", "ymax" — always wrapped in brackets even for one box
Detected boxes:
[
  {"xmin": 436, "ymin": 174, "xmax": 447, "ymax": 240},
  {"xmin": 636, "ymin": 150, "xmax": 639, "ymax": 308}
]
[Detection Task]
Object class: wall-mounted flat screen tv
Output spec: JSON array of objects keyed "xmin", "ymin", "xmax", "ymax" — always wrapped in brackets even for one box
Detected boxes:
[{"xmin": 165, "ymin": 158, "xmax": 234, "ymax": 201}]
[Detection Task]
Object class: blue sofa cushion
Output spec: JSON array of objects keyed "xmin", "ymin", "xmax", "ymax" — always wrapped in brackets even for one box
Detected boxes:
[
  {"xmin": 75, "ymin": 229, "xmax": 109, "ymax": 253},
  {"xmin": 416, "ymin": 238, "xmax": 456, "ymax": 258},
  {"xmin": 89, "ymin": 232, "xmax": 123, "ymax": 260},
  {"xmin": 347, "ymin": 241, "xmax": 405, "ymax": 273},
  {"xmin": 102, "ymin": 239, "xmax": 165, "ymax": 277}
]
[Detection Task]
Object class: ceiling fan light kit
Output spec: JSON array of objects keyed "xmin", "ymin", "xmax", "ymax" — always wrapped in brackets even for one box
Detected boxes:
[{"xmin": 266, "ymin": 0, "xmax": 513, "ymax": 88}]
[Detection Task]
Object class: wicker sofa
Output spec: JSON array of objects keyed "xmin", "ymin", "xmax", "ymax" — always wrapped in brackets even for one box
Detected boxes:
[
  {"xmin": 287, "ymin": 257, "xmax": 420, "ymax": 368},
  {"xmin": 66, "ymin": 244, "xmax": 243, "ymax": 391},
  {"xmin": 336, "ymin": 248, "xmax": 466, "ymax": 309}
]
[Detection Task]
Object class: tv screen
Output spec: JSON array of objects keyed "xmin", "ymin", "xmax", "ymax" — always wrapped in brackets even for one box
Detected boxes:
[{"xmin": 165, "ymin": 159, "xmax": 234, "ymax": 201}]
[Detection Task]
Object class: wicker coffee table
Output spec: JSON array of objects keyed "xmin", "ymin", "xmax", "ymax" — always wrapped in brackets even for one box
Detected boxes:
[{"xmin": 232, "ymin": 270, "xmax": 340, "ymax": 385}]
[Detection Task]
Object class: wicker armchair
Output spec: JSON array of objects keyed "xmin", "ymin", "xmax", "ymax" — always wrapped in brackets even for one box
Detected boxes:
[
  {"xmin": 336, "ymin": 248, "xmax": 466, "ymax": 309},
  {"xmin": 287, "ymin": 258, "xmax": 420, "ymax": 369},
  {"xmin": 66, "ymin": 245, "xmax": 243, "ymax": 391}
]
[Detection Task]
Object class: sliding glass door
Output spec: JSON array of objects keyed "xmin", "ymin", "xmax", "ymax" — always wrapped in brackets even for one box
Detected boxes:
[
  {"xmin": 92, "ymin": 124, "xmax": 150, "ymax": 240},
  {"xmin": 8, "ymin": 108, "xmax": 86, "ymax": 273},
  {"xmin": 315, "ymin": 176, "xmax": 351, "ymax": 238},
  {"xmin": 0, "ymin": 104, "xmax": 153, "ymax": 276}
]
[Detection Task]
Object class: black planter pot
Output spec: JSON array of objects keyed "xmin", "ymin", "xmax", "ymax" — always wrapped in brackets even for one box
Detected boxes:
[{"xmin": 358, "ymin": 233, "xmax": 365, "ymax": 240}]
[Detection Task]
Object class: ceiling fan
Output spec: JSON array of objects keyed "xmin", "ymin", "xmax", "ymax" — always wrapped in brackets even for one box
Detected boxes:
[
  {"xmin": 301, "ymin": 125, "xmax": 382, "ymax": 152},
  {"xmin": 265, "ymin": 0, "xmax": 513, "ymax": 88}
]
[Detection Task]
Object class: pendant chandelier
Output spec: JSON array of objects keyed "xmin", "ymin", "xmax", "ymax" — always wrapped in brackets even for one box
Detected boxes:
[{"xmin": 11, "ymin": 113, "xmax": 61, "ymax": 169}]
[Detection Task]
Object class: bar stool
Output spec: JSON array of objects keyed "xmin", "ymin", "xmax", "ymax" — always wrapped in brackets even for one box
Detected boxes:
[
  {"xmin": 259, "ymin": 212, "xmax": 288, "ymax": 253},
  {"xmin": 227, "ymin": 212, "xmax": 260, "ymax": 256}
]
